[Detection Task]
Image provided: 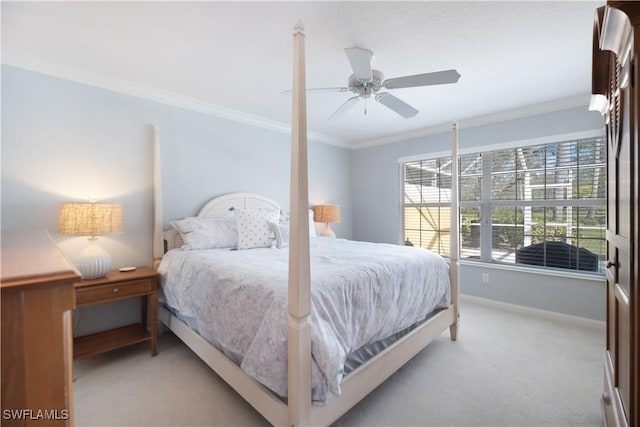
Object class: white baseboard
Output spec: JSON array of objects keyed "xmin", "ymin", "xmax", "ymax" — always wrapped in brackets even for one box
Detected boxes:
[{"xmin": 460, "ymin": 293, "xmax": 605, "ymax": 329}]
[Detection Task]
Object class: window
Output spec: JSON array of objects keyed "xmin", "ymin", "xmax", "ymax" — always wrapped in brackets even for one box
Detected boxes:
[
  {"xmin": 403, "ymin": 157, "xmax": 453, "ymax": 257},
  {"xmin": 402, "ymin": 136, "xmax": 606, "ymax": 274}
]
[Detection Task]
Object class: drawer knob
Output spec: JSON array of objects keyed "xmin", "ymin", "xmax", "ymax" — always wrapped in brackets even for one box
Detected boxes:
[
  {"xmin": 602, "ymin": 392, "xmax": 611, "ymax": 405},
  {"xmin": 112, "ymin": 288, "xmax": 119, "ymax": 294}
]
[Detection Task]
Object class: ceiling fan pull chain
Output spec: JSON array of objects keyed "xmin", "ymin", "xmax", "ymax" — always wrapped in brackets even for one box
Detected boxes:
[{"xmin": 364, "ymin": 97, "xmax": 367, "ymax": 115}]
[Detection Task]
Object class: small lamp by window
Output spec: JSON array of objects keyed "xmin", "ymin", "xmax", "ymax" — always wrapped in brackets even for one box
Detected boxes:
[
  {"xmin": 58, "ymin": 202, "xmax": 123, "ymax": 279},
  {"xmin": 313, "ymin": 205, "xmax": 341, "ymax": 238}
]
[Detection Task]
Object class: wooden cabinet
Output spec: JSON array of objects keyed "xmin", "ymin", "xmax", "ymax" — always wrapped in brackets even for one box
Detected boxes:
[
  {"xmin": 73, "ymin": 267, "xmax": 158, "ymax": 359},
  {"xmin": 1, "ymin": 231, "xmax": 80, "ymax": 427},
  {"xmin": 592, "ymin": 3, "xmax": 639, "ymax": 426}
]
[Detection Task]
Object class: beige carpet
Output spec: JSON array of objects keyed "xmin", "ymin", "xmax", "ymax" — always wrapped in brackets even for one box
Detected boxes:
[{"xmin": 73, "ymin": 296, "xmax": 604, "ymax": 427}]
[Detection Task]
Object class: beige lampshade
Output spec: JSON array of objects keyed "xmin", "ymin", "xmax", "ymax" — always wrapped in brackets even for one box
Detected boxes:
[
  {"xmin": 313, "ymin": 205, "xmax": 341, "ymax": 224},
  {"xmin": 58, "ymin": 202, "xmax": 123, "ymax": 237}
]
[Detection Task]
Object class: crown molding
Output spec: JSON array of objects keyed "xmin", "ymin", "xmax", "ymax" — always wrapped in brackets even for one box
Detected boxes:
[
  {"xmin": 349, "ymin": 94, "xmax": 593, "ymax": 150},
  {"xmin": 5, "ymin": 63, "xmax": 594, "ymax": 152}
]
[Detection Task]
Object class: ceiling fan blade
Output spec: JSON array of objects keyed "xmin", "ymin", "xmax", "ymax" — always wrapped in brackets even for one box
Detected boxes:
[
  {"xmin": 328, "ymin": 96, "xmax": 360, "ymax": 120},
  {"xmin": 345, "ymin": 47, "xmax": 373, "ymax": 81},
  {"xmin": 383, "ymin": 69, "xmax": 461, "ymax": 89},
  {"xmin": 308, "ymin": 87, "xmax": 349, "ymax": 93},
  {"xmin": 375, "ymin": 92, "xmax": 419, "ymax": 118},
  {"xmin": 281, "ymin": 87, "xmax": 349, "ymax": 95}
]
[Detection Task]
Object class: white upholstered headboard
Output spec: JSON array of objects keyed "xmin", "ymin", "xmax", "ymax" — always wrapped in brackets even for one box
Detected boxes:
[{"xmin": 163, "ymin": 192, "xmax": 282, "ymax": 251}]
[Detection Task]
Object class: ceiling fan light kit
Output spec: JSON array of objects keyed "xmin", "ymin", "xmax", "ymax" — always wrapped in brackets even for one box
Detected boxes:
[{"xmin": 301, "ymin": 46, "xmax": 461, "ymax": 119}]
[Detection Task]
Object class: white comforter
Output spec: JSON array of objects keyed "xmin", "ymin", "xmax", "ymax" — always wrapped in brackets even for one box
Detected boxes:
[{"xmin": 158, "ymin": 238, "xmax": 450, "ymax": 404}]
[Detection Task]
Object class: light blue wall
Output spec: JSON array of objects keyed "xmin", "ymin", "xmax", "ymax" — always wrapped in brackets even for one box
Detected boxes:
[
  {"xmin": 1, "ymin": 65, "xmax": 352, "ymax": 334},
  {"xmin": 2, "ymin": 64, "xmax": 608, "ymax": 324},
  {"xmin": 351, "ymin": 107, "xmax": 607, "ymax": 320}
]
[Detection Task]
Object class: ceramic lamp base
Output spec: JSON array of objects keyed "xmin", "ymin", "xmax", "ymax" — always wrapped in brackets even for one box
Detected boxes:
[
  {"xmin": 74, "ymin": 237, "xmax": 112, "ymax": 279},
  {"xmin": 319, "ymin": 223, "xmax": 336, "ymax": 238}
]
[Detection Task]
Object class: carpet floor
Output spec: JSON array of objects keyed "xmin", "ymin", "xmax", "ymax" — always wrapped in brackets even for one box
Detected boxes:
[{"xmin": 73, "ymin": 296, "xmax": 604, "ymax": 426}]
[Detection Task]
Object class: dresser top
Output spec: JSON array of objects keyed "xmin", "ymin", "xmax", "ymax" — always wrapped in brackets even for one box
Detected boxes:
[{"xmin": 1, "ymin": 230, "xmax": 80, "ymax": 288}]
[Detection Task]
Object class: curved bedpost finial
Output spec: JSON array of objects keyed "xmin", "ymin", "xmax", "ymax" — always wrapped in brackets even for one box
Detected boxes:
[
  {"xmin": 600, "ymin": 5, "xmax": 632, "ymax": 61},
  {"xmin": 293, "ymin": 19, "xmax": 305, "ymax": 36}
]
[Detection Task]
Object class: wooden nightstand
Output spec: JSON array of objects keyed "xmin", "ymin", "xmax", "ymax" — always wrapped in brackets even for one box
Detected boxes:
[{"xmin": 73, "ymin": 266, "xmax": 158, "ymax": 359}]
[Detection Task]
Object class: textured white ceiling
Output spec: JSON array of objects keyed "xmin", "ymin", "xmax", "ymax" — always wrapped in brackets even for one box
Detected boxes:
[{"xmin": 2, "ymin": 1, "xmax": 603, "ymax": 148}]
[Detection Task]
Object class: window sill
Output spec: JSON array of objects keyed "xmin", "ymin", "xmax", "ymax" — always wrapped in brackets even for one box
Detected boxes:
[{"xmin": 457, "ymin": 259, "xmax": 606, "ymax": 282}]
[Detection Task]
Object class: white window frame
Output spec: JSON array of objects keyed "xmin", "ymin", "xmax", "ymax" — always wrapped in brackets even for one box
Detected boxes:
[{"xmin": 399, "ymin": 129, "xmax": 606, "ymax": 275}]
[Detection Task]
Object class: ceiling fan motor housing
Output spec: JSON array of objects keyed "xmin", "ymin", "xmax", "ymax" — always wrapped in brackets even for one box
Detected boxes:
[{"xmin": 349, "ymin": 69, "xmax": 385, "ymax": 98}]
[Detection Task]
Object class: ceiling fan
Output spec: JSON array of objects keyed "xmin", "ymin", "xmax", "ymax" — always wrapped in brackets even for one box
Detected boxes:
[{"xmin": 305, "ymin": 47, "xmax": 461, "ymax": 120}]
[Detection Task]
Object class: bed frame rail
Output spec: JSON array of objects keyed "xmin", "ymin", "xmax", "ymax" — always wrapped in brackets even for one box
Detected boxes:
[
  {"xmin": 159, "ymin": 303, "xmax": 455, "ymax": 427},
  {"xmin": 309, "ymin": 306, "xmax": 456, "ymax": 426},
  {"xmin": 159, "ymin": 307, "xmax": 289, "ymax": 426}
]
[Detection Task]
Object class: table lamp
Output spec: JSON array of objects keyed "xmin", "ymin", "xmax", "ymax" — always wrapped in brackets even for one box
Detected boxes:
[
  {"xmin": 313, "ymin": 204, "xmax": 341, "ymax": 238},
  {"xmin": 58, "ymin": 202, "xmax": 123, "ymax": 279}
]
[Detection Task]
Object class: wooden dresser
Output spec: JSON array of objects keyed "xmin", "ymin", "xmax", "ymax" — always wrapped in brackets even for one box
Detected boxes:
[
  {"xmin": 1, "ymin": 231, "xmax": 80, "ymax": 426},
  {"xmin": 592, "ymin": 3, "xmax": 639, "ymax": 426}
]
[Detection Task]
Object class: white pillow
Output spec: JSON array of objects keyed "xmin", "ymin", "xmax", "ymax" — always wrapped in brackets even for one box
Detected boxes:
[
  {"xmin": 170, "ymin": 217, "xmax": 237, "ymax": 250},
  {"xmin": 279, "ymin": 209, "xmax": 317, "ymax": 238},
  {"xmin": 308, "ymin": 209, "xmax": 317, "ymax": 238},
  {"xmin": 269, "ymin": 221, "xmax": 290, "ymax": 249},
  {"xmin": 236, "ymin": 209, "xmax": 280, "ymax": 249},
  {"xmin": 279, "ymin": 209, "xmax": 290, "ymax": 224}
]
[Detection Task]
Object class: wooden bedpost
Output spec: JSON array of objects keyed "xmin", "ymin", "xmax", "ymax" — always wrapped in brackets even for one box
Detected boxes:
[
  {"xmin": 152, "ymin": 125, "xmax": 164, "ymax": 270},
  {"xmin": 449, "ymin": 122, "xmax": 460, "ymax": 341},
  {"xmin": 287, "ymin": 21, "xmax": 312, "ymax": 427}
]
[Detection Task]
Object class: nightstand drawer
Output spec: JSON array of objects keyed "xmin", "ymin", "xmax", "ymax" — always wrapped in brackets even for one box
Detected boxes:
[{"xmin": 76, "ymin": 279, "xmax": 153, "ymax": 306}]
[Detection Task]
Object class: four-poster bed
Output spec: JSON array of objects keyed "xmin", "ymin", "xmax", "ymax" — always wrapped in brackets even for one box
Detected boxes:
[{"xmin": 152, "ymin": 23, "xmax": 460, "ymax": 426}]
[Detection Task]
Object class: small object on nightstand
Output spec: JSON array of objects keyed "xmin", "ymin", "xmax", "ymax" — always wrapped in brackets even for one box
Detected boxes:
[{"xmin": 118, "ymin": 266, "xmax": 137, "ymax": 272}]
